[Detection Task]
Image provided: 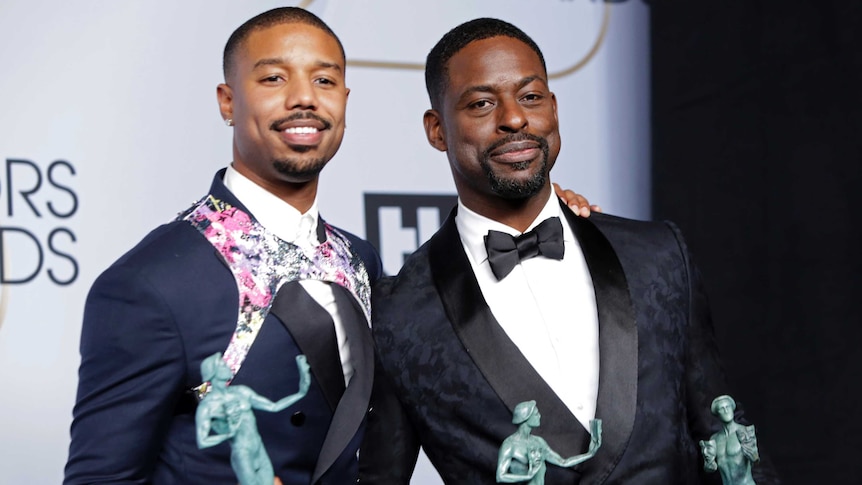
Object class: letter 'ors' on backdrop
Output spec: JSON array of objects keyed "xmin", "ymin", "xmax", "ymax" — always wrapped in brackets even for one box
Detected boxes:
[{"xmin": 0, "ymin": 1, "xmax": 647, "ymax": 483}]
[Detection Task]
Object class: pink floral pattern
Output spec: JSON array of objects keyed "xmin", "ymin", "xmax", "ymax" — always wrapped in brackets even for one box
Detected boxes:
[{"xmin": 181, "ymin": 195, "xmax": 371, "ymax": 378}]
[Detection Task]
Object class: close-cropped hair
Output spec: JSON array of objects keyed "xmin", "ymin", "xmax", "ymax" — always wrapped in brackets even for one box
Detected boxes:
[
  {"xmin": 425, "ymin": 17, "xmax": 547, "ymax": 110},
  {"xmin": 222, "ymin": 7, "xmax": 346, "ymax": 80}
]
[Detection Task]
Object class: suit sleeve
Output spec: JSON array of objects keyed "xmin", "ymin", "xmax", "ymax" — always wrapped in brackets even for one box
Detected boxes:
[
  {"xmin": 64, "ymin": 263, "xmax": 186, "ymax": 484},
  {"xmin": 359, "ymin": 354, "xmax": 422, "ymax": 485},
  {"xmin": 667, "ymin": 221, "xmax": 782, "ymax": 484}
]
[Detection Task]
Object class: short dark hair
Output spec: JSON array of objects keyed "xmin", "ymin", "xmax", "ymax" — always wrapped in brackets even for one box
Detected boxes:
[
  {"xmin": 425, "ymin": 18, "xmax": 547, "ymax": 110},
  {"xmin": 222, "ymin": 7, "xmax": 345, "ymax": 80}
]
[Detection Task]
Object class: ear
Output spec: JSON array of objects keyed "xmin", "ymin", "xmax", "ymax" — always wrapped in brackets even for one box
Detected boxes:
[
  {"xmin": 550, "ymin": 92, "xmax": 558, "ymax": 124},
  {"xmin": 216, "ymin": 83, "xmax": 234, "ymax": 122},
  {"xmin": 423, "ymin": 109, "xmax": 447, "ymax": 152},
  {"xmin": 343, "ymin": 87, "xmax": 350, "ymax": 127}
]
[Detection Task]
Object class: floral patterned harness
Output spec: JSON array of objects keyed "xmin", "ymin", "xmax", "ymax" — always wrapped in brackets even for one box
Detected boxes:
[{"xmin": 180, "ymin": 195, "xmax": 371, "ymax": 385}]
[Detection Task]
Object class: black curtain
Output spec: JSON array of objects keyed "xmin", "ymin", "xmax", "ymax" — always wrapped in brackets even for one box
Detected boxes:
[{"xmin": 652, "ymin": 1, "xmax": 861, "ymax": 482}]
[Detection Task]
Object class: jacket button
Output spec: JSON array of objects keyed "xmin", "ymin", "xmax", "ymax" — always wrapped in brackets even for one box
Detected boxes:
[{"xmin": 290, "ymin": 411, "xmax": 306, "ymax": 426}]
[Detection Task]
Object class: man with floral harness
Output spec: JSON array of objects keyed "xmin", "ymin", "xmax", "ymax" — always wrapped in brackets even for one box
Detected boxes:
[{"xmin": 64, "ymin": 8, "xmax": 381, "ymax": 484}]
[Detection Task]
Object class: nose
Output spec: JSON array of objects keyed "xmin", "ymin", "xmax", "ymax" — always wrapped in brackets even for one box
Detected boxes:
[
  {"xmin": 284, "ymin": 77, "xmax": 318, "ymax": 111},
  {"xmin": 497, "ymin": 97, "xmax": 527, "ymax": 133}
]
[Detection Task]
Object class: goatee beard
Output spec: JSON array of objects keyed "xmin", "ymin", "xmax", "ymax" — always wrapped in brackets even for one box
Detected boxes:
[
  {"xmin": 273, "ymin": 157, "xmax": 328, "ymax": 180},
  {"xmin": 481, "ymin": 133, "xmax": 549, "ymax": 199}
]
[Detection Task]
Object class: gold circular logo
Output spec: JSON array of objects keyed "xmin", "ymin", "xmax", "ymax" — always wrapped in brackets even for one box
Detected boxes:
[{"xmin": 301, "ymin": 0, "xmax": 611, "ymax": 79}]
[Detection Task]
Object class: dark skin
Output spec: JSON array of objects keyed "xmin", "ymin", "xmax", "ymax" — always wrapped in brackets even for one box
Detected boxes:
[
  {"xmin": 216, "ymin": 24, "xmax": 594, "ymax": 217},
  {"xmin": 216, "ymin": 28, "xmax": 594, "ymax": 484},
  {"xmin": 217, "ymin": 22, "xmax": 349, "ymax": 213},
  {"xmin": 424, "ymin": 36, "xmax": 571, "ymax": 232},
  {"xmin": 215, "ymin": 22, "xmax": 349, "ymax": 485},
  {"xmin": 555, "ymin": 183, "xmax": 599, "ymax": 218},
  {"xmin": 214, "ymin": 24, "xmax": 594, "ymax": 485}
]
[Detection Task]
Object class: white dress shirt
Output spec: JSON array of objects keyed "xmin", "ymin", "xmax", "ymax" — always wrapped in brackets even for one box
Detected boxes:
[
  {"xmin": 455, "ymin": 191, "xmax": 599, "ymax": 429},
  {"xmin": 223, "ymin": 165, "xmax": 354, "ymax": 385}
]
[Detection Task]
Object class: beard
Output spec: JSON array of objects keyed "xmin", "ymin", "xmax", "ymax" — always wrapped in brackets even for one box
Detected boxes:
[
  {"xmin": 480, "ymin": 133, "xmax": 550, "ymax": 199},
  {"xmin": 272, "ymin": 155, "xmax": 329, "ymax": 180},
  {"xmin": 269, "ymin": 112, "xmax": 335, "ymax": 180}
]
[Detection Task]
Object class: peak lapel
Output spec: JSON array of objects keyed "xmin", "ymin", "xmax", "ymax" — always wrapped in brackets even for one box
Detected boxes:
[{"xmin": 428, "ymin": 210, "xmax": 591, "ymax": 457}]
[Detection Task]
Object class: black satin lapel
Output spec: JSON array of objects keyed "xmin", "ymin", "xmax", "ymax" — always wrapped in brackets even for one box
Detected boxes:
[
  {"xmin": 561, "ymin": 203, "xmax": 638, "ymax": 482},
  {"xmin": 312, "ymin": 286, "xmax": 374, "ymax": 484},
  {"xmin": 269, "ymin": 282, "xmax": 345, "ymax": 411},
  {"xmin": 428, "ymin": 210, "xmax": 590, "ymax": 457},
  {"xmin": 316, "ymin": 216, "xmax": 326, "ymax": 244}
]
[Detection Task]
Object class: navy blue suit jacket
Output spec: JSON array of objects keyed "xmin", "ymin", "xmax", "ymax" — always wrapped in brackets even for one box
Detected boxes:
[
  {"xmin": 65, "ymin": 171, "xmax": 382, "ymax": 484},
  {"xmin": 361, "ymin": 205, "xmax": 779, "ymax": 484}
]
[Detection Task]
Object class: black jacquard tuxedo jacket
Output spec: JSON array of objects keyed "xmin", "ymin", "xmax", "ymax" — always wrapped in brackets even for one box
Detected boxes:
[{"xmin": 361, "ymin": 204, "xmax": 778, "ymax": 484}]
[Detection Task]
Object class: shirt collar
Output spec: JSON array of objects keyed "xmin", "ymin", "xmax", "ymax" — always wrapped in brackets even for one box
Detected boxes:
[
  {"xmin": 222, "ymin": 164, "xmax": 320, "ymax": 247},
  {"xmin": 455, "ymin": 190, "xmax": 572, "ymax": 265}
]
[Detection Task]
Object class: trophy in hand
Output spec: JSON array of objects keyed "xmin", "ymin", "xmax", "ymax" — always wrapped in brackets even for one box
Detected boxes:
[
  {"xmin": 496, "ymin": 400, "xmax": 602, "ymax": 485},
  {"xmin": 195, "ymin": 353, "xmax": 311, "ymax": 485},
  {"xmin": 700, "ymin": 395, "xmax": 759, "ymax": 485}
]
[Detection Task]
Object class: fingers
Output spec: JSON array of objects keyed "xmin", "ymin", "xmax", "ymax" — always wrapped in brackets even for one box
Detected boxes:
[{"xmin": 552, "ymin": 182, "xmax": 597, "ymax": 218}]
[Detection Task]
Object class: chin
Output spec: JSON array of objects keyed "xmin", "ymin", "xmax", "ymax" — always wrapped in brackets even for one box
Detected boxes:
[
  {"xmin": 490, "ymin": 177, "xmax": 547, "ymax": 199},
  {"xmin": 273, "ymin": 157, "xmax": 328, "ymax": 180},
  {"xmin": 486, "ymin": 161, "xmax": 548, "ymax": 199}
]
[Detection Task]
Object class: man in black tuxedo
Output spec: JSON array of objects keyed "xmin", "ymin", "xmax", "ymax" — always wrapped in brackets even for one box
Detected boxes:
[{"xmin": 361, "ymin": 18, "xmax": 779, "ymax": 484}]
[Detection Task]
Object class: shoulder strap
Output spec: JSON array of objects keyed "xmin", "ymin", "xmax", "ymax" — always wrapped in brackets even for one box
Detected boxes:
[{"xmin": 180, "ymin": 195, "xmax": 371, "ymax": 384}]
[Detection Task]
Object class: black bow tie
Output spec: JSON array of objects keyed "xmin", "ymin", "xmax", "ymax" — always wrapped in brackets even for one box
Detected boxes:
[{"xmin": 483, "ymin": 217, "xmax": 565, "ymax": 281}]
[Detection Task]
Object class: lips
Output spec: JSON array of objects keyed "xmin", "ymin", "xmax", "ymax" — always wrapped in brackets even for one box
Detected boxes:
[
  {"xmin": 272, "ymin": 115, "xmax": 332, "ymax": 147},
  {"xmin": 488, "ymin": 140, "xmax": 542, "ymax": 164}
]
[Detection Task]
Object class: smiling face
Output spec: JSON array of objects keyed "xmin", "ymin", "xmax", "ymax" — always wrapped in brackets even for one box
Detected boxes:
[
  {"xmin": 424, "ymin": 35, "xmax": 560, "ymax": 215},
  {"xmin": 218, "ymin": 22, "xmax": 348, "ymax": 197}
]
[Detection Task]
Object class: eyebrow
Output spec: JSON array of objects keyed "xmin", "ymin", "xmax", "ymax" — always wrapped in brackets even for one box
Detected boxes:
[
  {"xmin": 252, "ymin": 57, "xmax": 343, "ymax": 73},
  {"xmin": 457, "ymin": 75, "xmax": 547, "ymax": 100}
]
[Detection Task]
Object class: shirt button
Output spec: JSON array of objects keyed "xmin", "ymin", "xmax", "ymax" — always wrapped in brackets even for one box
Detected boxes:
[{"xmin": 290, "ymin": 411, "xmax": 306, "ymax": 426}]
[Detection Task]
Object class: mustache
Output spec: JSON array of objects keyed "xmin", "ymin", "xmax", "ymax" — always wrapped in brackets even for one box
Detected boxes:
[
  {"xmin": 483, "ymin": 132, "xmax": 548, "ymax": 159},
  {"xmin": 270, "ymin": 112, "xmax": 332, "ymax": 131}
]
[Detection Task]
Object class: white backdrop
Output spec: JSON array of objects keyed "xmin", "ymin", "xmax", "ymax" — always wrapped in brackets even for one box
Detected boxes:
[{"xmin": 0, "ymin": 1, "xmax": 649, "ymax": 483}]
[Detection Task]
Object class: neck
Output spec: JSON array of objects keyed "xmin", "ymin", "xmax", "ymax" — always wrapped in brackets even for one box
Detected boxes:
[
  {"xmin": 232, "ymin": 162, "xmax": 319, "ymax": 214},
  {"xmin": 460, "ymin": 184, "xmax": 552, "ymax": 233},
  {"xmin": 722, "ymin": 421, "xmax": 737, "ymax": 434},
  {"xmin": 269, "ymin": 179, "xmax": 318, "ymax": 214}
]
